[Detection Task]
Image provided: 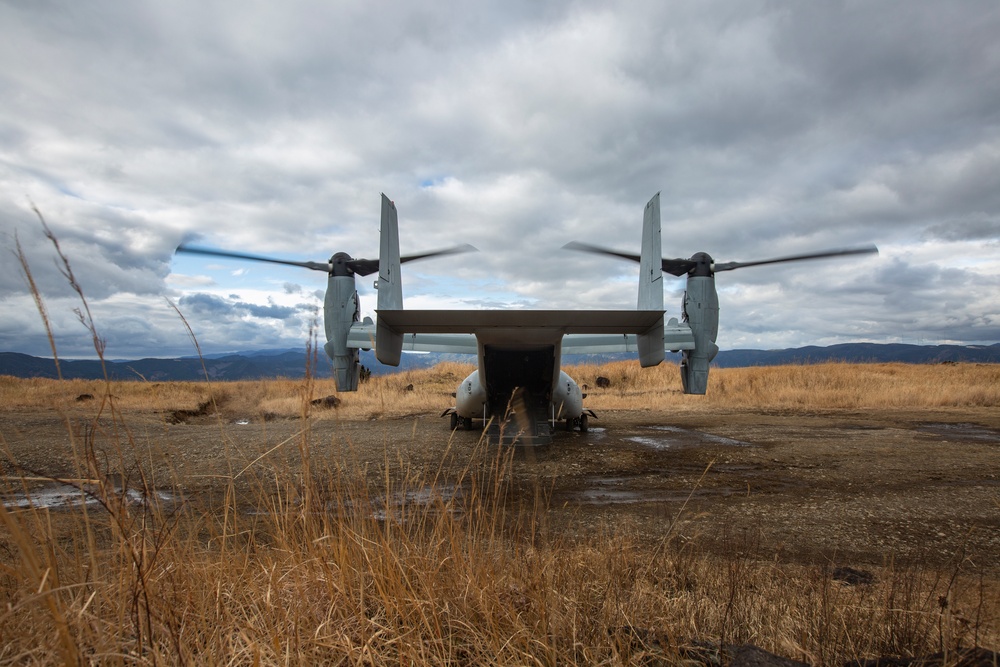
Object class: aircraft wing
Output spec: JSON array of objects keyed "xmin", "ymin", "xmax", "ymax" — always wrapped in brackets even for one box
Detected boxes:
[
  {"xmin": 347, "ymin": 322, "xmax": 478, "ymax": 354},
  {"xmin": 561, "ymin": 317, "xmax": 696, "ymax": 354}
]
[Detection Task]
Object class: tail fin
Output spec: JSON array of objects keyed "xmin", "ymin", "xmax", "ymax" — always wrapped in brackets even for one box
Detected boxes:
[
  {"xmin": 637, "ymin": 193, "xmax": 663, "ymax": 311},
  {"xmin": 636, "ymin": 193, "xmax": 665, "ymax": 367},
  {"xmin": 375, "ymin": 193, "xmax": 404, "ymax": 365},
  {"xmin": 377, "ymin": 194, "xmax": 402, "ymax": 310}
]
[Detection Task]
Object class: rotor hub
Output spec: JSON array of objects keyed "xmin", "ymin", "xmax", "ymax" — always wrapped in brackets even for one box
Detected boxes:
[
  {"xmin": 330, "ymin": 252, "xmax": 356, "ymax": 277},
  {"xmin": 690, "ymin": 252, "xmax": 715, "ymax": 277}
]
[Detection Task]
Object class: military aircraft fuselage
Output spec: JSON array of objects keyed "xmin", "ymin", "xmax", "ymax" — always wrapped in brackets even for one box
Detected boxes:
[{"xmin": 452, "ymin": 336, "xmax": 585, "ymax": 430}]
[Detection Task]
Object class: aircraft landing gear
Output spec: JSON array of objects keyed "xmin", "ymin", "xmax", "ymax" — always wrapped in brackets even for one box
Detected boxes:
[
  {"xmin": 564, "ymin": 410, "xmax": 597, "ymax": 433},
  {"xmin": 564, "ymin": 413, "xmax": 590, "ymax": 432},
  {"xmin": 443, "ymin": 408, "xmax": 477, "ymax": 431}
]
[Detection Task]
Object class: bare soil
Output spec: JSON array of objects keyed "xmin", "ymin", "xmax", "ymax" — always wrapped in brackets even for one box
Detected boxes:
[{"xmin": 3, "ymin": 405, "xmax": 1000, "ymax": 571}]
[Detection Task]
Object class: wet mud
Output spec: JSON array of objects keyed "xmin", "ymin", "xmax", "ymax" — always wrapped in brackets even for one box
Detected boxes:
[{"xmin": 3, "ymin": 406, "xmax": 1000, "ymax": 570}]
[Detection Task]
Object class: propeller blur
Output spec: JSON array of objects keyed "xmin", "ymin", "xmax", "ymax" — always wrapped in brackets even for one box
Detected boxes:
[{"xmin": 175, "ymin": 193, "xmax": 878, "ymax": 445}]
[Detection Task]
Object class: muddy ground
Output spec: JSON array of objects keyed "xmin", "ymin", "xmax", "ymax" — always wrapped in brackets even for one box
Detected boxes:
[{"xmin": 3, "ymin": 405, "xmax": 1000, "ymax": 572}]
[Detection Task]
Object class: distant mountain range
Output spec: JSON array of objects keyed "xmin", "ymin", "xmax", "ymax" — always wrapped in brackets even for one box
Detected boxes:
[
  {"xmin": 0, "ymin": 350, "xmax": 440, "ymax": 381},
  {"xmin": 708, "ymin": 343, "xmax": 1000, "ymax": 367},
  {"xmin": 2, "ymin": 343, "xmax": 998, "ymax": 382}
]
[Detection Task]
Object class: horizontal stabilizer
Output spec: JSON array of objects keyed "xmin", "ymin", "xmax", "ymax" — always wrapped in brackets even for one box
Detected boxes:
[
  {"xmin": 348, "ymin": 324, "xmax": 478, "ymax": 354},
  {"xmin": 350, "ymin": 315, "xmax": 695, "ymax": 355},
  {"xmin": 375, "ymin": 309, "xmax": 661, "ymax": 333},
  {"xmin": 375, "ymin": 310, "xmax": 665, "ymax": 349}
]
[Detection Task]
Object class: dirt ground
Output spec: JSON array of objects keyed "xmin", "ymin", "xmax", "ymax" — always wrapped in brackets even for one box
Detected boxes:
[{"xmin": 3, "ymin": 404, "xmax": 1000, "ymax": 572}]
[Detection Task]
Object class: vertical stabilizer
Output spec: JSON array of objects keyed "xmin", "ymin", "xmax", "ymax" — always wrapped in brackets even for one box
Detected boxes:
[
  {"xmin": 377, "ymin": 194, "xmax": 402, "ymax": 310},
  {"xmin": 636, "ymin": 193, "xmax": 665, "ymax": 367},
  {"xmin": 375, "ymin": 193, "xmax": 404, "ymax": 365},
  {"xmin": 638, "ymin": 193, "xmax": 663, "ymax": 311}
]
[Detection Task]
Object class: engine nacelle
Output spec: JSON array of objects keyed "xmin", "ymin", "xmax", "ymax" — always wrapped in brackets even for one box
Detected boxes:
[
  {"xmin": 454, "ymin": 369, "xmax": 584, "ymax": 422},
  {"xmin": 454, "ymin": 370, "xmax": 488, "ymax": 418},
  {"xmin": 551, "ymin": 370, "xmax": 584, "ymax": 420},
  {"xmin": 323, "ymin": 274, "xmax": 361, "ymax": 392},
  {"xmin": 680, "ymin": 265, "xmax": 720, "ymax": 395}
]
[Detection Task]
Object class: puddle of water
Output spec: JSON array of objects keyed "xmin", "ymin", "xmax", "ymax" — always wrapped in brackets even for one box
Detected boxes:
[
  {"xmin": 626, "ymin": 425, "xmax": 751, "ymax": 450},
  {"xmin": 271, "ymin": 483, "xmax": 467, "ymax": 522},
  {"xmin": 3, "ymin": 483, "xmax": 177, "ymax": 511},
  {"xmin": 917, "ymin": 423, "xmax": 1000, "ymax": 443},
  {"xmin": 626, "ymin": 435, "xmax": 677, "ymax": 450},
  {"xmin": 565, "ymin": 477, "xmax": 740, "ymax": 506},
  {"xmin": 242, "ymin": 482, "xmax": 467, "ymax": 519},
  {"xmin": 3, "ymin": 484, "xmax": 99, "ymax": 510},
  {"xmin": 576, "ymin": 487, "xmax": 646, "ymax": 504},
  {"xmin": 393, "ymin": 483, "xmax": 462, "ymax": 508}
]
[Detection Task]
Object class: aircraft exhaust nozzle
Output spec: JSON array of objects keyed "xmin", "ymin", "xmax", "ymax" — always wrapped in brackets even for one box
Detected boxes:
[{"xmin": 326, "ymin": 342, "xmax": 360, "ymax": 392}]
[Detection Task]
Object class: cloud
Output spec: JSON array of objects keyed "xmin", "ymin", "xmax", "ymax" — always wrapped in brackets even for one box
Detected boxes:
[
  {"xmin": 1, "ymin": 1, "xmax": 999, "ymax": 359},
  {"xmin": 178, "ymin": 293, "xmax": 233, "ymax": 316},
  {"xmin": 241, "ymin": 302, "xmax": 296, "ymax": 320},
  {"xmin": 924, "ymin": 218, "xmax": 1000, "ymax": 243}
]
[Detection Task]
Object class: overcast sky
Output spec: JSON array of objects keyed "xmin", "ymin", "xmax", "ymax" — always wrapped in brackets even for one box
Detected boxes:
[{"xmin": 2, "ymin": 1, "xmax": 998, "ymax": 361}]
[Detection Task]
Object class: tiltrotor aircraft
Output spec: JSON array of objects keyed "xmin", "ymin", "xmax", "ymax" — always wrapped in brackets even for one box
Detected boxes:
[{"xmin": 177, "ymin": 193, "xmax": 877, "ymax": 445}]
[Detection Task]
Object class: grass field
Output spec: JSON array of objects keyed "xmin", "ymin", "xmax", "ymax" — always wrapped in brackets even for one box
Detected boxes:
[
  {"xmin": 1, "ymin": 363, "xmax": 999, "ymax": 665},
  {"xmin": 3, "ymin": 359, "xmax": 999, "ymax": 420}
]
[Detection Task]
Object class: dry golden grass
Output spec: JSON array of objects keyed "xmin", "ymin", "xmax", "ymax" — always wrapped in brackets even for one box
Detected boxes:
[
  {"xmin": 570, "ymin": 360, "xmax": 1000, "ymax": 411},
  {"xmin": 1, "ymin": 364, "xmax": 999, "ymax": 665},
  {"xmin": 1, "ymin": 449, "xmax": 997, "ymax": 665},
  {"xmin": 3, "ymin": 360, "xmax": 998, "ymax": 424}
]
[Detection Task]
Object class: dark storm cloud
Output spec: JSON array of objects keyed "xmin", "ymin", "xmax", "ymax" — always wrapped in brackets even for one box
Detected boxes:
[
  {"xmin": 178, "ymin": 293, "xmax": 233, "ymax": 316},
  {"xmin": 241, "ymin": 303, "xmax": 296, "ymax": 320},
  {"xmin": 179, "ymin": 293, "xmax": 298, "ymax": 320}
]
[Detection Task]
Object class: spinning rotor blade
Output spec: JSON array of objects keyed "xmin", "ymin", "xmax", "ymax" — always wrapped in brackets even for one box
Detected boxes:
[
  {"xmin": 711, "ymin": 244, "xmax": 880, "ymax": 272},
  {"xmin": 562, "ymin": 241, "xmax": 640, "ymax": 264},
  {"xmin": 347, "ymin": 243, "xmax": 478, "ymax": 277},
  {"xmin": 176, "ymin": 245, "xmax": 332, "ymax": 272},
  {"xmin": 177, "ymin": 242, "xmax": 478, "ymax": 277},
  {"xmin": 562, "ymin": 241, "xmax": 697, "ymax": 276},
  {"xmin": 563, "ymin": 240, "xmax": 878, "ymax": 276},
  {"xmin": 403, "ymin": 243, "xmax": 479, "ymax": 265}
]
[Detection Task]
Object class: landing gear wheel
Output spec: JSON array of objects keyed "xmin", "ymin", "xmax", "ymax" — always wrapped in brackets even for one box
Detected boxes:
[
  {"xmin": 450, "ymin": 412, "xmax": 459, "ymax": 430},
  {"xmin": 579, "ymin": 413, "xmax": 589, "ymax": 433},
  {"xmin": 565, "ymin": 418, "xmax": 574, "ymax": 432},
  {"xmin": 462, "ymin": 416, "xmax": 473, "ymax": 431}
]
